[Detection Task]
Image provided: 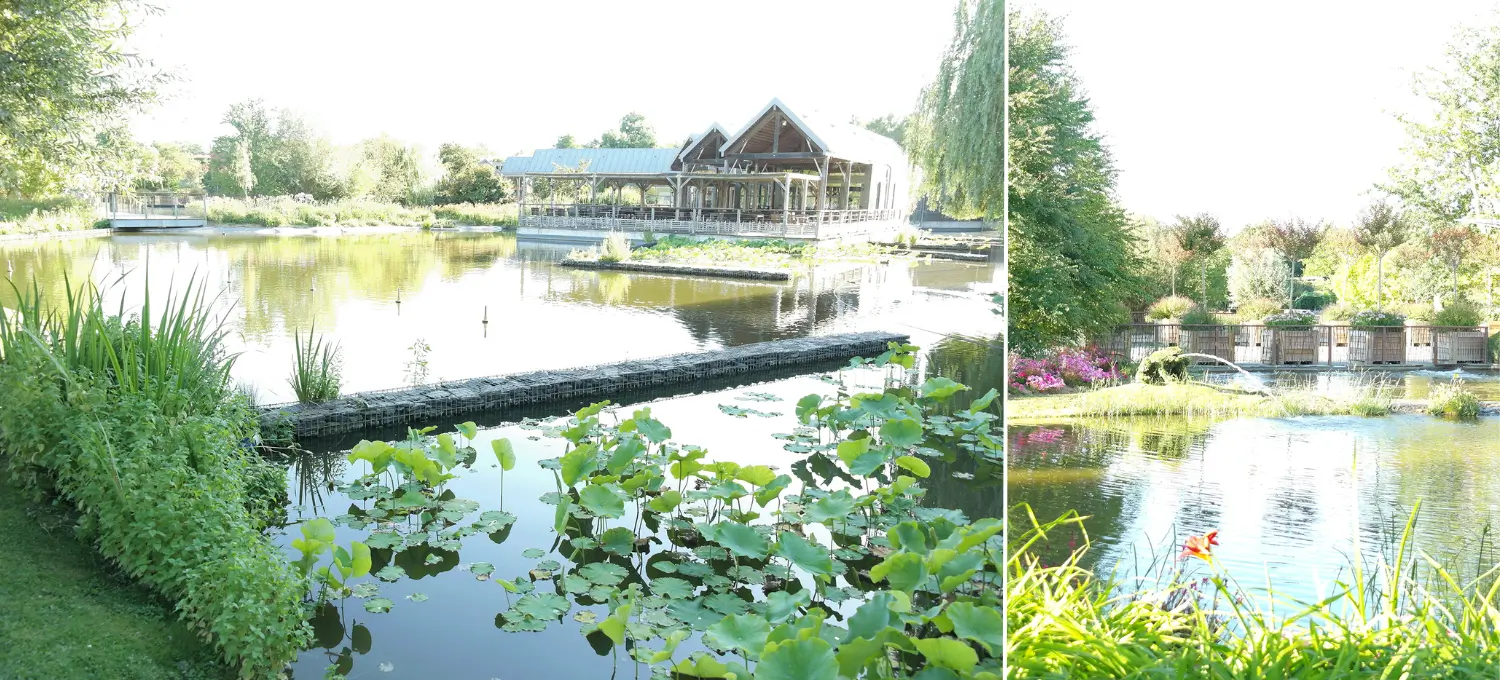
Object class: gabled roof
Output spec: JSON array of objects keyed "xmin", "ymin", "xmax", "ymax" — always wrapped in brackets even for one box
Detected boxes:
[
  {"xmin": 499, "ymin": 148, "xmax": 680, "ymax": 176},
  {"xmin": 677, "ymin": 123, "xmax": 728, "ymax": 163},
  {"xmin": 719, "ymin": 98, "xmax": 905, "ymax": 166}
]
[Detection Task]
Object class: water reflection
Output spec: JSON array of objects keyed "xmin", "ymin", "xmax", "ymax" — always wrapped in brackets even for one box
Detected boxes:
[
  {"xmin": 1212, "ymin": 370, "xmax": 1500, "ymax": 402},
  {"xmin": 1, "ymin": 232, "xmax": 1001, "ymax": 402},
  {"xmin": 1009, "ymin": 416, "xmax": 1500, "ymax": 598}
]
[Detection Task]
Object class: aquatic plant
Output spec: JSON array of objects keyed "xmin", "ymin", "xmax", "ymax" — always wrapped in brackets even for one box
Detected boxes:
[
  {"xmin": 1428, "ymin": 379, "xmax": 1482, "ymax": 419},
  {"xmin": 1145, "ymin": 295, "xmax": 1195, "ymax": 321},
  {"xmin": 404, "ymin": 338, "xmax": 431, "ymax": 387},
  {"xmin": 599, "ymin": 232, "xmax": 633, "ymax": 263},
  {"xmin": 289, "ymin": 325, "xmax": 342, "ymax": 404},
  {"xmin": 1009, "ymin": 503, "xmax": 1500, "ymax": 678},
  {"xmin": 1135, "ymin": 347, "xmax": 1189, "ymax": 385}
]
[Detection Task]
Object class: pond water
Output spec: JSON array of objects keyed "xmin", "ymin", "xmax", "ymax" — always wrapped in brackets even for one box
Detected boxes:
[
  {"xmin": 279, "ymin": 336, "xmax": 1002, "ymax": 678},
  {"xmin": 1010, "ymin": 415, "xmax": 1500, "ymax": 604},
  {"xmin": 1207, "ymin": 369, "xmax": 1500, "ymax": 401},
  {"xmin": 0, "ymin": 230, "xmax": 1001, "ymax": 403}
]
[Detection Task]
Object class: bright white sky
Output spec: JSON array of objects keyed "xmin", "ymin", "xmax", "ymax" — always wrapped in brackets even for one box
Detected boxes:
[
  {"xmin": 1029, "ymin": 0, "xmax": 1499, "ymax": 231},
  {"xmin": 128, "ymin": 0, "xmax": 958, "ymax": 159}
]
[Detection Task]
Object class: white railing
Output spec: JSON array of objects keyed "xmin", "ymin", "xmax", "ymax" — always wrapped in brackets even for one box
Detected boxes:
[
  {"xmin": 105, "ymin": 192, "xmax": 207, "ymax": 220},
  {"xmin": 519, "ymin": 204, "xmax": 904, "ymax": 239}
]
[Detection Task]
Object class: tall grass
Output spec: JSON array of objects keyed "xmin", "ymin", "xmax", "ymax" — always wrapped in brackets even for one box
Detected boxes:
[
  {"xmin": 288, "ymin": 325, "xmax": 341, "ymax": 404},
  {"xmin": 1008, "ymin": 504, "xmax": 1500, "ymax": 678},
  {"xmin": 599, "ymin": 231, "xmax": 633, "ymax": 263},
  {"xmin": 0, "ymin": 273, "xmax": 235, "ymax": 416},
  {"xmin": 1428, "ymin": 379, "xmax": 1482, "ymax": 419},
  {"xmin": 0, "ymin": 197, "xmax": 104, "ymax": 235},
  {"xmin": 206, "ymin": 196, "xmax": 516, "ymax": 228}
]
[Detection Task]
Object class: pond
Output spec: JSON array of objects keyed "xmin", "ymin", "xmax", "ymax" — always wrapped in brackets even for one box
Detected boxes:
[
  {"xmin": 279, "ymin": 336, "xmax": 1002, "ymax": 678},
  {"xmin": 0, "ymin": 230, "xmax": 1001, "ymax": 403},
  {"xmin": 1009, "ymin": 414, "xmax": 1500, "ymax": 605}
]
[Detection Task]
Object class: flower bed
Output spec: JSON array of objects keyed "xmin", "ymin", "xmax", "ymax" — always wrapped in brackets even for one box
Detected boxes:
[
  {"xmin": 1011, "ymin": 347, "xmax": 1123, "ymax": 395},
  {"xmin": 1350, "ymin": 310, "xmax": 1406, "ymax": 365}
]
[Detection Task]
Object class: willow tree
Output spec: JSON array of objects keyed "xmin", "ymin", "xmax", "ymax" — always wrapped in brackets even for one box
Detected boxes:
[
  {"xmin": 0, "ymin": 0, "xmax": 166, "ymax": 196},
  {"xmin": 912, "ymin": 6, "xmax": 1140, "ymax": 354}
]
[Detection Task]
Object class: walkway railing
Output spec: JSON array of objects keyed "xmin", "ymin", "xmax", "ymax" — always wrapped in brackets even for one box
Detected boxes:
[
  {"xmin": 1099, "ymin": 323, "xmax": 1494, "ymax": 367},
  {"xmin": 104, "ymin": 191, "xmax": 207, "ymax": 220},
  {"xmin": 518, "ymin": 203, "xmax": 905, "ymax": 239}
]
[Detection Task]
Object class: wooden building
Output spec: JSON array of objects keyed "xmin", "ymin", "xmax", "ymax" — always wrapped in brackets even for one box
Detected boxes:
[{"xmin": 501, "ymin": 99, "xmax": 908, "ymax": 242}]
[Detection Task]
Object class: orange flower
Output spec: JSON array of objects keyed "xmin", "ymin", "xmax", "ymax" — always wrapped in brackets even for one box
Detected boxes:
[{"xmin": 1180, "ymin": 529, "xmax": 1219, "ymax": 562}]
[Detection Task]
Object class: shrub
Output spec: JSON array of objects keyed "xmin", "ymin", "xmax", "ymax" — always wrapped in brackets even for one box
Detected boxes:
[
  {"xmin": 1010, "ymin": 347, "xmax": 1122, "ymax": 394},
  {"xmin": 1136, "ymin": 346, "xmax": 1189, "ymax": 385},
  {"xmin": 1320, "ymin": 303, "xmax": 1355, "ymax": 322},
  {"xmin": 1146, "ymin": 295, "xmax": 1196, "ymax": 321},
  {"xmin": 1293, "ymin": 289, "xmax": 1336, "ymax": 310},
  {"xmin": 289, "ymin": 326, "xmax": 342, "ymax": 404},
  {"xmin": 1434, "ymin": 300, "xmax": 1483, "ymax": 327},
  {"xmin": 1428, "ymin": 379, "xmax": 1481, "ymax": 419},
  {"xmin": 0, "ymin": 197, "xmax": 100, "ymax": 235},
  {"xmin": 1350, "ymin": 310, "xmax": 1405, "ymax": 328},
  {"xmin": 1179, "ymin": 306, "xmax": 1217, "ymax": 325},
  {"xmin": 1398, "ymin": 302, "xmax": 1435, "ymax": 322},
  {"xmin": 0, "ymin": 281, "xmax": 310, "ymax": 676},
  {"xmin": 599, "ymin": 232, "xmax": 633, "ymax": 263},
  {"xmin": 1235, "ymin": 297, "xmax": 1282, "ymax": 321},
  {"xmin": 1262, "ymin": 309, "xmax": 1317, "ymax": 327}
]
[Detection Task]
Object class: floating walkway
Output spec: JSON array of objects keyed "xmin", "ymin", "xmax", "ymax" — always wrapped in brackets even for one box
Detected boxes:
[
  {"xmin": 559, "ymin": 259, "xmax": 791, "ymax": 281},
  {"xmin": 260, "ymin": 331, "xmax": 908, "ymax": 439}
]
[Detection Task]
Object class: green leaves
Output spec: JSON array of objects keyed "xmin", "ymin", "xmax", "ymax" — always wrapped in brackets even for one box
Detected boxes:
[
  {"xmin": 456, "ymin": 421, "xmax": 478, "ymax": 439},
  {"xmin": 514, "ymin": 592, "xmax": 571, "ymax": 620},
  {"xmin": 560, "ymin": 443, "xmax": 598, "ymax": 487},
  {"xmin": 880, "ymin": 418, "xmax": 924, "ymax": 448},
  {"xmin": 363, "ymin": 597, "xmax": 394, "ymax": 614},
  {"xmin": 805, "ymin": 491, "xmax": 856, "ymax": 524},
  {"xmin": 648, "ymin": 490, "xmax": 683, "ymax": 514},
  {"xmin": 597, "ymin": 602, "xmax": 633, "ymax": 645},
  {"xmin": 579, "ymin": 562, "xmax": 629, "ymax": 586},
  {"xmin": 705, "ymin": 614, "xmax": 771, "ymax": 659},
  {"xmin": 709, "ymin": 522, "xmax": 770, "ymax": 560},
  {"xmin": 870, "ymin": 552, "xmax": 928, "ymax": 592},
  {"xmin": 895, "ymin": 455, "xmax": 931, "ymax": 478},
  {"xmin": 912, "ymin": 637, "xmax": 978, "ymax": 673},
  {"xmin": 776, "ymin": 532, "xmax": 834, "ymax": 577},
  {"xmin": 945, "ymin": 603, "xmax": 1002, "ymax": 654},
  {"xmin": 579, "ymin": 484, "xmax": 627, "ymax": 519},
  {"xmin": 757, "ymin": 637, "xmax": 839, "ymax": 680},
  {"xmin": 492, "ymin": 438, "xmax": 516, "ymax": 471}
]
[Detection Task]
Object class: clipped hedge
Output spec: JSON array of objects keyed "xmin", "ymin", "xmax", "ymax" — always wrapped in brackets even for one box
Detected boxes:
[
  {"xmin": 0, "ymin": 353, "xmax": 308, "ymax": 677},
  {"xmin": 1136, "ymin": 346, "xmax": 1190, "ymax": 385}
]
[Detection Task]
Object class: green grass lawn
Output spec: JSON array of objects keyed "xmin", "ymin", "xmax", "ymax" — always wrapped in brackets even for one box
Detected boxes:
[{"xmin": 0, "ymin": 484, "xmax": 228, "ymax": 680}]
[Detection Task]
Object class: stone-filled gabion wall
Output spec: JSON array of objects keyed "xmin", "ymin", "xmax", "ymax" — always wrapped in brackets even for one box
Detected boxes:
[{"xmin": 261, "ymin": 331, "xmax": 909, "ymax": 439}]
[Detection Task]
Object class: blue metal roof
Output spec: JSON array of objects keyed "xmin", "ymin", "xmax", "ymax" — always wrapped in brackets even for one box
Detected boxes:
[{"xmin": 500, "ymin": 148, "xmax": 680, "ymax": 176}]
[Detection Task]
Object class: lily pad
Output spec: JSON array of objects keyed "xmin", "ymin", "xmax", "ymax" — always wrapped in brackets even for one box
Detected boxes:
[
  {"xmin": 522, "ymin": 548, "xmax": 546, "ymax": 559},
  {"xmin": 514, "ymin": 592, "xmax": 571, "ymax": 620},
  {"xmin": 579, "ymin": 562, "xmax": 629, "ymax": 586},
  {"xmin": 364, "ymin": 597, "xmax": 394, "ymax": 613},
  {"xmin": 375, "ymin": 565, "xmax": 406, "ymax": 582}
]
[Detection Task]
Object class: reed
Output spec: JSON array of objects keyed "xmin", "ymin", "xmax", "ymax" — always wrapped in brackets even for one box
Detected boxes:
[{"xmin": 288, "ymin": 325, "xmax": 342, "ymax": 404}]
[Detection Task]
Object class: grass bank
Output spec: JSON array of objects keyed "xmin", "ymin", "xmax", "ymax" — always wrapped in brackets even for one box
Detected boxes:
[
  {"xmin": 0, "ymin": 483, "xmax": 228, "ymax": 679},
  {"xmin": 0, "ymin": 197, "xmax": 107, "ymax": 236},
  {"xmin": 1008, "ymin": 382, "xmax": 1373, "ymax": 421},
  {"xmin": 1009, "ymin": 507, "xmax": 1500, "ymax": 678},
  {"xmin": 206, "ymin": 197, "xmax": 516, "ymax": 228}
]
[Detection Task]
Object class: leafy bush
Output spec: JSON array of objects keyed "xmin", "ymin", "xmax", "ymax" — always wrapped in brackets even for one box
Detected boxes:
[
  {"xmin": 1136, "ymin": 347, "xmax": 1189, "ymax": 385},
  {"xmin": 1350, "ymin": 310, "xmax": 1405, "ymax": 328},
  {"xmin": 431, "ymin": 202, "xmax": 517, "ymax": 226},
  {"xmin": 1179, "ymin": 306, "xmax": 1218, "ymax": 325},
  {"xmin": 1145, "ymin": 295, "xmax": 1196, "ymax": 321},
  {"xmin": 1320, "ymin": 303, "xmax": 1355, "ymax": 322},
  {"xmin": 1428, "ymin": 380, "xmax": 1482, "ymax": 419},
  {"xmin": 1235, "ymin": 297, "xmax": 1282, "ymax": 321},
  {"xmin": 1262, "ymin": 309, "xmax": 1317, "ymax": 327},
  {"xmin": 0, "ymin": 197, "xmax": 102, "ymax": 235},
  {"xmin": 1398, "ymin": 302, "xmax": 1435, "ymax": 322},
  {"xmin": 1292, "ymin": 289, "xmax": 1336, "ymax": 310},
  {"xmin": 1011, "ymin": 347, "xmax": 1122, "ymax": 394},
  {"xmin": 1228, "ymin": 247, "xmax": 1288, "ymax": 305},
  {"xmin": 206, "ymin": 196, "xmax": 516, "ymax": 228},
  {"xmin": 0, "ymin": 280, "xmax": 310, "ymax": 676},
  {"xmin": 599, "ymin": 232, "xmax": 633, "ymax": 263},
  {"xmin": 1434, "ymin": 300, "xmax": 1483, "ymax": 327},
  {"xmin": 289, "ymin": 326, "xmax": 342, "ymax": 404}
]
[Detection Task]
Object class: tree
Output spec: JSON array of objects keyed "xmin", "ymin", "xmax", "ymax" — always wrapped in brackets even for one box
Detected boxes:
[
  {"xmin": 1354, "ymin": 202, "xmax": 1412, "ymax": 311},
  {"xmin": 0, "ymin": 0, "xmax": 168, "ymax": 197},
  {"xmin": 556, "ymin": 134, "xmax": 578, "ymax": 149},
  {"xmin": 1227, "ymin": 248, "xmax": 1288, "ymax": 307},
  {"xmin": 856, "ymin": 114, "xmax": 911, "ymax": 148},
  {"xmin": 434, "ymin": 143, "xmax": 507, "ymax": 204},
  {"xmin": 969, "ymin": 7, "xmax": 1140, "ymax": 353},
  {"xmin": 1173, "ymin": 213, "xmax": 1226, "ymax": 306},
  {"xmin": 1385, "ymin": 22, "xmax": 1500, "ymax": 222},
  {"xmin": 1427, "ymin": 225, "xmax": 1483, "ymax": 300},
  {"xmin": 1262, "ymin": 218, "xmax": 1327, "ymax": 306},
  {"xmin": 597, "ymin": 113, "xmax": 657, "ymax": 148}
]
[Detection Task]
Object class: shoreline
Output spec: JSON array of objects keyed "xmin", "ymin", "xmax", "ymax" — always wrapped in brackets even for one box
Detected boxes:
[
  {"xmin": 559, "ymin": 258, "xmax": 792, "ymax": 281},
  {"xmin": 0, "ymin": 223, "xmax": 514, "ymax": 244}
]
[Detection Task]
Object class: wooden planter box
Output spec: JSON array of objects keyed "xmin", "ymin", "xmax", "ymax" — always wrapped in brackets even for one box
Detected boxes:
[
  {"xmin": 1180, "ymin": 326, "xmax": 1235, "ymax": 364},
  {"xmin": 1329, "ymin": 324, "xmax": 1350, "ymax": 347},
  {"xmin": 1434, "ymin": 329, "xmax": 1488, "ymax": 365},
  {"xmin": 1157, "ymin": 319, "xmax": 1181, "ymax": 346},
  {"xmin": 1237, "ymin": 322, "xmax": 1264, "ymax": 349},
  {"xmin": 1406, "ymin": 321, "xmax": 1432, "ymax": 348},
  {"xmin": 1261, "ymin": 328, "xmax": 1318, "ymax": 365},
  {"xmin": 1349, "ymin": 327, "xmax": 1406, "ymax": 365}
]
